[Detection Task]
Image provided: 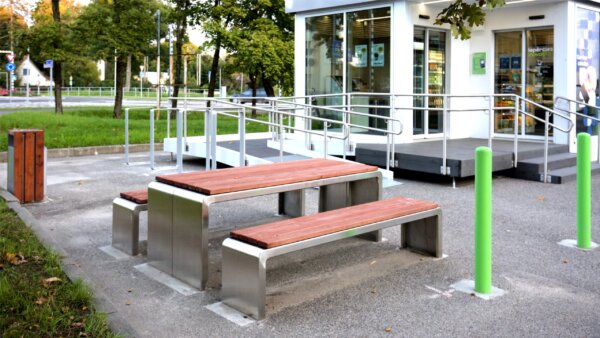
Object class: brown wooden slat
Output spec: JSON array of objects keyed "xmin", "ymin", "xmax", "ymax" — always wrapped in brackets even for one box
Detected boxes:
[
  {"xmin": 34, "ymin": 131, "xmax": 44, "ymax": 202},
  {"xmin": 24, "ymin": 132, "xmax": 35, "ymax": 203},
  {"xmin": 156, "ymin": 159, "xmax": 378, "ymax": 195},
  {"xmin": 12, "ymin": 131, "xmax": 24, "ymax": 202},
  {"xmin": 120, "ymin": 190, "xmax": 149, "ymax": 204},
  {"xmin": 230, "ymin": 197, "xmax": 439, "ymax": 249}
]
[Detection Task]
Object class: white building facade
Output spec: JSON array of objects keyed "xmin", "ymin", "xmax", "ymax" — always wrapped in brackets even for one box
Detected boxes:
[
  {"xmin": 16, "ymin": 56, "xmax": 51, "ymax": 87},
  {"xmin": 286, "ymin": 0, "xmax": 600, "ymax": 154}
]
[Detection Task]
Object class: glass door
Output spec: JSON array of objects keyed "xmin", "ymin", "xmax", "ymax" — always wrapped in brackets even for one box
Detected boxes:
[
  {"xmin": 494, "ymin": 29, "xmax": 554, "ymax": 137},
  {"xmin": 413, "ymin": 27, "xmax": 446, "ymax": 137}
]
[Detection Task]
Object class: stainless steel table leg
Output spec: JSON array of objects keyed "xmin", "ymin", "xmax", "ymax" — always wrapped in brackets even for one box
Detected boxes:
[
  {"xmin": 172, "ymin": 190, "xmax": 208, "ymax": 290},
  {"xmin": 112, "ymin": 198, "xmax": 147, "ymax": 256},
  {"xmin": 318, "ymin": 182, "xmax": 349, "ymax": 212},
  {"xmin": 148, "ymin": 182, "xmax": 175, "ymax": 275},
  {"xmin": 401, "ymin": 211, "xmax": 442, "ymax": 258},
  {"xmin": 278, "ymin": 190, "xmax": 306, "ymax": 217},
  {"xmin": 350, "ymin": 177, "xmax": 383, "ymax": 241}
]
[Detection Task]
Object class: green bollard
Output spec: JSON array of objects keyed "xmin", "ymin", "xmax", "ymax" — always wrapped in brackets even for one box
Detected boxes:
[
  {"xmin": 475, "ymin": 146, "xmax": 492, "ymax": 294},
  {"xmin": 577, "ymin": 133, "xmax": 592, "ymax": 249}
]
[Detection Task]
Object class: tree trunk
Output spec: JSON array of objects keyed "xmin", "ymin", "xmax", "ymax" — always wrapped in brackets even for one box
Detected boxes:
[
  {"xmin": 51, "ymin": 0, "xmax": 63, "ymax": 114},
  {"xmin": 125, "ymin": 54, "xmax": 131, "ymax": 91},
  {"xmin": 262, "ymin": 76, "xmax": 275, "ymax": 97},
  {"xmin": 113, "ymin": 57, "xmax": 126, "ymax": 118},
  {"xmin": 249, "ymin": 73, "xmax": 257, "ymax": 118},
  {"xmin": 171, "ymin": 0, "xmax": 190, "ymax": 110}
]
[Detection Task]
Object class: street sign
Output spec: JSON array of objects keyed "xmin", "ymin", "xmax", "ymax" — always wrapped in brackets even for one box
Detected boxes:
[
  {"xmin": 6, "ymin": 53, "xmax": 15, "ymax": 62},
  {"xmin": 11, "ymin": 74, "xmax": 17, "ymax": 81},
  {"xmin": 5, "ymin": 62, "xmax": 15, "ymax": 72},
  {"xmin": 44, "ymin": 60, "xmax": 54, "ymax": 69}
]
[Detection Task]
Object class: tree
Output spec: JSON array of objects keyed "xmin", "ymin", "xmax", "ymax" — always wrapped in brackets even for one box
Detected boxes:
[
  {"xmin": 27, "ymin": 0, "xmax": 83, "ymax": 113},
  {"xmin": 167, "ymin": 0, "xmax": 196, "ymax": 109},
  {"xmin": 435, "ymin": 0, "xmax": 505, "ymax": 40},
  {"xmin": 0, "ymin": 2, "xmax": 28, "ymax": 57},
  {"xmin": 74, "ymin": 0, "xmax": 161, "ymax": 118},
  {"xmin": 195, "ymin": 0, "xmax": 244, "ymax": 101}
]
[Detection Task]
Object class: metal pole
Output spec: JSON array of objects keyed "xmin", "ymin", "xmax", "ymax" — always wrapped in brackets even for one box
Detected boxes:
[
  {"xmin": 125, "ymin": 108, "xmax": 129, "ymax": 164},
  {"xmin": 211, "ymin": 108, "xmax": 217, "ymax": 170},
  {"xmin": 543, "ymin": 110, "xmax": 549, "ymax": 182},
  {"xmin": 577, "ymin": 132, "xmax": 592, "ymax": 249},
  {"xmin": 324, "ymin": 123, "xmax": 328, "ymax": 159},
  {"xmin": 488, "ymin": 95, "xmax": 493, "ymax": 149},
  {"xmin": 156, "ymin": 10, "xmax": 161, "ymax": 121},
  {"xmin": 205, "ymin": 107, "xmax": 211, "ymax": 171},
  {"xmin": 514, "ymin": 96, "xmax": 519, "ymax": 167},
  {"xmin": 279, "ymin": 111, "xmax": 284, "ymax": 162},
  {"xmin": 150, "ymin": 109, "xmax": 155, "ymax": 170},
  {"xmin": 442, "ymin": 95, "xmax": 448, "ymax": 175},
  {"xmin": 475, "ymin": 146, "xmax": 492, "ymax": 294},
  {"xmin": 239, "ymin": 107, "xmax": 246, "ymax": 167},
  {"xmin": 176, "ymin": 109, "xmax": 183, "ymax": 173}
]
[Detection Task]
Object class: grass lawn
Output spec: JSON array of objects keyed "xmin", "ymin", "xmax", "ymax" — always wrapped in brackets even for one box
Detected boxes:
[
  {"xmin": 0, "ymin": 107, "xmax": 272, "ymax": 152},
  {"xmin": 0, "ymin": 199, "xmax": 118, "ymax": 337}
]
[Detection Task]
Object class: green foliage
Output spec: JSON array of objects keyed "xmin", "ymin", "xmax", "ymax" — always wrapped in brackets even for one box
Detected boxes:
[
  {"xmin": 0, "ymin": 199, "xmax": 118, "ymax": 337},
  {"xmin": 435, "ymin": 0, "xmax": 505, "ymax": 40}
]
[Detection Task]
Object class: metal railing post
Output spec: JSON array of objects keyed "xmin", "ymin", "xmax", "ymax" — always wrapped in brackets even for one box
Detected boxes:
[
  {"xmin": 176, "ymin": 109, "xmax": 183, "ymax": 173},
  {"xmin": 543, "ymin": 110, "xmax": 549, "ymax": 182},
  {"xmin": 442, "ymin": 95, "xmax": 448, "ymax": 175},
  {"xmin": 166, "ymin": 108, "xmax": 171, "ymax": 138},
  {"xmin": 211, "ymin": 107, "xmax": 218, "ymax": 170},
  {"xmin": 150, "ymin": 109, "xmax": 155, "ymax": 170},
  {"xmin": 514, "ymin": 96, "xmax": 519, "ymax": 167},
  {"xmin": 279, "ymin": 110, "xmax": 284, "ymax": 162},
  {"xmin": 488, "ymin": 95, "xmax": 493, "ymax": 149},
  {"xmin": 205, "ymin": 106, "xmax": 211, "ymax": 171},
  {"xmin": 324, "ymin": 123, "xmax": 328, "ymax": 159},
  {"xmin": 124, "ymin": 108, "xmax": 129, "ymax": 165},
  {"xmin": 239, "ymin": 107, "xmax": 246, "ymax": 167}
]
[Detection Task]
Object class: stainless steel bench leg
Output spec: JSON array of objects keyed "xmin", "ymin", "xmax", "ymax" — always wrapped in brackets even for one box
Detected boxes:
[
  {"xmin": 221, "ymin": 239, "xmax": 266, "ymax": 320},
  {"xmin": 401, "ymin": 211, "xmax": 442, "ymax": 258},
  {"xmin": 278, "ymin": 189, "xmax": 305, "ymax": 217},
  {"xmin": 351, "ymin": 177, "xmax": 383, "ymax": 242},
  {"xmin": 112, "ymin": 198, "xmax": 147, "ymax": 256}
]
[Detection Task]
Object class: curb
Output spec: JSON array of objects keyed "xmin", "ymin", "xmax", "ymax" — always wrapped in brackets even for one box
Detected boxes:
[
  {"xmin": 0, "ymin": 143, "xmax": 164, "ymax": 163},
  {"xmin": 0, "ymin": 188, "xmax": 139, "ymax": 337}
]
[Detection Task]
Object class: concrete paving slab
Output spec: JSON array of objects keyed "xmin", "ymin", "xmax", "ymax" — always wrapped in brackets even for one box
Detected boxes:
[{"xmin": 1, "ymin": 151, "xmax": 599, "ymax": 337}]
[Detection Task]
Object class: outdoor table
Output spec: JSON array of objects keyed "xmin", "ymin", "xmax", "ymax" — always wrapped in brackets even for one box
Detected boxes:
[{"xmin": 147, "ymin": 158, "xmax": 382, "ymax": 290}]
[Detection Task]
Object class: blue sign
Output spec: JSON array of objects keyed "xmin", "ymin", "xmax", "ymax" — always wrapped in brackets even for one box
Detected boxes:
[
  {"xmin": 5, "ymin": 62, "xmax": 15, "ymax": 72},
  {"xmin": 44, "ymin": 60, "xmax": 53, "ymax": 69}
]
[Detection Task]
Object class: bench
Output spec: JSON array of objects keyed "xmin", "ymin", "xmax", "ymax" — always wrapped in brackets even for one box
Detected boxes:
[
  {"xmin": 112, "ymin": 190, "xmax": 148, "ymax": 255},
  {"xmin": 221, "ymin": 196, "xmax": 442, "ymax": 320}
]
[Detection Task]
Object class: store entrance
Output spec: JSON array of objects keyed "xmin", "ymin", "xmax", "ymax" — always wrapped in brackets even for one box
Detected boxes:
[
  {"xmin": 413, "ymin": 28, "xmax": 446, "ymax": 137},
  {"xmin": 494, "ymin": 28, "xmax": 554, "ymax": 137}
]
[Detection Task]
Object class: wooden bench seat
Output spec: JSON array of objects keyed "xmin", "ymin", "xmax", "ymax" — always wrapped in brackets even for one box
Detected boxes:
[
  {"xmin": 120, "ymin": 190, "xmax": 148, "ymax": 204},
  {"xmin": 221, "ymin": 196, "xmax": 443, "ymax": 320},
  {"xmin": 112, "ymin": 189, "xmax": 148, "ymax": 255}
]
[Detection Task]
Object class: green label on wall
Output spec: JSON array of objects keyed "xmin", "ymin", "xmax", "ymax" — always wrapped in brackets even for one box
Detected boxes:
[{"xmin": 472, "ymin": 52, "xmax": 486, "ymax": 75}]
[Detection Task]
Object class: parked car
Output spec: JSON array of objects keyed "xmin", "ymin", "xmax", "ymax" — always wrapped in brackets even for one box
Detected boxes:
[
  {"xmin": 0, "ymin": 87, "xmax": 8, "ymax": 96},
  {"xmin": 232, "ymin": 88, "xmax": 268, "ymax": 104}
]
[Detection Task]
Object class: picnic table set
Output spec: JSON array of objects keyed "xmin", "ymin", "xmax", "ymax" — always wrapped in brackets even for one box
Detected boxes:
[{"xmin": 112, "ymin": 158, "xmax": 442, "ymax": 319}]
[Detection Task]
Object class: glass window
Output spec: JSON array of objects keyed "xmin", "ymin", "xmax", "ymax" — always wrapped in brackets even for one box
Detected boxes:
[
  {"xmin": 494, "ymin": 31, "xmax": 523, "ymax": 134},
  {"xmin": 576, "ymin": 8, "xmax": 600, "ymax": 135},
  {"xmin": 526, "ymin": 29, "xmax": 554, "ymax": 136},
  {"xmin": 347, "ymin": 7, "xmax": 391, "ymax": 133}
]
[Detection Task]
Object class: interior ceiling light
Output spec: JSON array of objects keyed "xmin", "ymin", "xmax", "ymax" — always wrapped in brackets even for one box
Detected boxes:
[
  {"xmin": 505, "ymin": 0, "xmax": 535, "ymax": 4},
  {"xmin": 356, "ymin": 16, "xmax": 391, "ymax": 23}
]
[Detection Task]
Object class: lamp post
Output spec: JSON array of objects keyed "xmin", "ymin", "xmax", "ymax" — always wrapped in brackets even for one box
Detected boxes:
[{"xmin": 155, "ymin": 9, "xmax": 161, "ymax": 116}]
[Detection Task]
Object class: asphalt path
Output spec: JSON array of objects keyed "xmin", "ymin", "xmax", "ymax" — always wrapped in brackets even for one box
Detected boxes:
[{"xmin": 0, "ymin": 152, "xmax": 598, "ymax": 337}]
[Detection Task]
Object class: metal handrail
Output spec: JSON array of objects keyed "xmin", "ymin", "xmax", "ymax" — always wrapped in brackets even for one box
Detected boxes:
[{"xmin": 554, "ymin": 96, "xmax": 600, "ymax": 164}]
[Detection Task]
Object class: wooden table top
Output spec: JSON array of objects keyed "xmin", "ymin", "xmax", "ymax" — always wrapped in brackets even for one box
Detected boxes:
[{"xmin": 155, "ymin": 159, "xmax": 378, "ymax": 195}]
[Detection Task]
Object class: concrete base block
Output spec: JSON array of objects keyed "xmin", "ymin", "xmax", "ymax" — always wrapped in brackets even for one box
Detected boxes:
[
  {"xmin": 558, "ymin": 239, "xmax": 599, "ymax": 250},
  {"xmin": 450, "ymin": 279, "xmax": 506, "ymax": 300}
]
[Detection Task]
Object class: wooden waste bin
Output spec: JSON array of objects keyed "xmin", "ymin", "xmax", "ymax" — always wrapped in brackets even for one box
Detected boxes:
[{"xmin": 7, "ymin": 129, "xmax": 44, "ymax": 203}]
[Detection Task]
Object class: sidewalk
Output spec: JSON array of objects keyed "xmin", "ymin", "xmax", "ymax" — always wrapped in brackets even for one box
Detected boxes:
[{"xmin": 1, "ymin": 152, "xmax": 598, "ymax": 337}]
